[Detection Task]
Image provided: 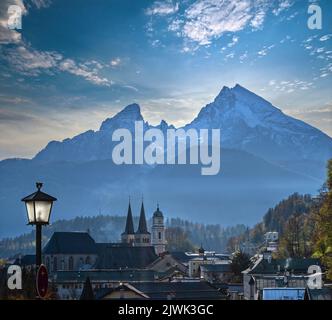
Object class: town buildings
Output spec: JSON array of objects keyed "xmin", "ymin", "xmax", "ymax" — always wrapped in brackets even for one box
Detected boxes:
[
  {"xmin": 37, "ymin": 201, "xmax": 230, "ymax": 299},
  {"xmin": 242, "ymin": 254, "xmax": 321, "ymax": 300}
]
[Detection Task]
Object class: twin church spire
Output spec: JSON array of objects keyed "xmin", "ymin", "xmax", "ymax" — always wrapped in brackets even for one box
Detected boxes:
[
  {"xmin": 137, "ymin": 202, "xmax": 149, "ymax": 234},
  {"xmin": 123, "ymin": 201, "xmax": 134, "ymax": 235},
  {"xmin": 121, "ymin": 199, "xmax": 152, "ymax": 247}
]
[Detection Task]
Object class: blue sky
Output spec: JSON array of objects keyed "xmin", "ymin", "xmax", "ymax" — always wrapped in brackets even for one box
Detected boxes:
[{"xmin": 0, "ymin": 0, "xmax": 331, "ymax": 159}]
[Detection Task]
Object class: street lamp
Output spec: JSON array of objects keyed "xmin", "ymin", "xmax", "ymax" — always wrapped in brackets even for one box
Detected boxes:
[{"xmin": 22, "ymin": 182, "xmax": 57, "ymax": 267}]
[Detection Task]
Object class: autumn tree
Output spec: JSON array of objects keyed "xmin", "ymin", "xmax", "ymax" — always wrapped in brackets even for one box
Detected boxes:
[{"xmin": 312, "ymin": 159, "xmax": 332, "ymax": 280}]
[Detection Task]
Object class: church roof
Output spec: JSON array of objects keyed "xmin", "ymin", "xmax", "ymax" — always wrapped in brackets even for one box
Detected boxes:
[
  {"xmin": 136, "ymin": 202, "xmax": 150, "ymax": 234},
  {"xmin": 153, "ymin": 204, "xmax": 163, "ymax": 218},
  {"xmin": 14, "ymin": 254, "xmax": 36, "ymax": 266},
  {"xmin": 95, "ymin": 244, "xmax": 158, "ymax": 269},
  {"xmin": 43, "ymin": 232, "xmax": 97, "ymax": 254},
  {"xmin": 122, "ymin": 202, "xmax": 135, "ymax": 235}
]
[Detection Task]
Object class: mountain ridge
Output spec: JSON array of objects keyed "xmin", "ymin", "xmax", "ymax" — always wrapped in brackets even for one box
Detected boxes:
[
  {"xmin": 0, "ymin": 84, "xmax": 330, "ymax": 237},
  {"xmin": 33, "ymin": 84, "xmax": 332, "ymax": 180}
]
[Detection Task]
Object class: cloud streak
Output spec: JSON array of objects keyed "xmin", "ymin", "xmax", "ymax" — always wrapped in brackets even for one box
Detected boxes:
[
  {"xmin": 1, "ymin": 1, "xmax": 111, "ymax": 86},
  {"xmin": 145, "ymin": 1, "xmax": 179, "ymax": 16},
  {"xmin": 146, "ymin": 0, "xmax": 295, "ymax": 49},
  {"xmin": 2, "ymin": 43, "xmax": 112, "ymax": 86}
]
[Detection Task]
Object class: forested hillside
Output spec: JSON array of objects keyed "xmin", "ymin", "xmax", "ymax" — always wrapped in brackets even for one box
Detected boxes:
[
  {"xmin": 228, "ymin": 159, "xmax": 332, "ymax": 280},
  {"xmin": 0, "ymin": 215, "xmax": 246, "ymax": 258}
]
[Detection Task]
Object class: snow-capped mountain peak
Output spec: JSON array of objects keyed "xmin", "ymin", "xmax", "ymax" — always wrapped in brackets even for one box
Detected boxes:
[
  {"xmin": 33, "ymin": 84, "xmax": 332, "ymax": 179},
  {"xmin": 100, "ymin": 103, "xmax": 143, "ymax": 131}
]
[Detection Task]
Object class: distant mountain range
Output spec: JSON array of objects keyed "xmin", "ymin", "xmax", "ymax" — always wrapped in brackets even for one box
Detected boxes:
[{"xmin": 0, "ymin": 84, "xmax": 331, "ymax": 237}]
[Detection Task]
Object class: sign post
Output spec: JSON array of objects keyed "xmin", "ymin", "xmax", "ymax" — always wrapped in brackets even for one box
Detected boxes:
[{"xmin": 36, "ymin": 264, "xmax": 48, "ymax": 299}]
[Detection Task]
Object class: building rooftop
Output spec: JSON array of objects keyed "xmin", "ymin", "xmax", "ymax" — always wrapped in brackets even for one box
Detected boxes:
[
  {"xmin": 96, "ymin": 281, "xmax": 226, "ymax": 300},
  {"xmin": 243, "ymin": 257, "xmax": 321, "ymax": 275},
  {"xmin": 55, "ymin": 269, "xmax": 156, "ymax": 282},
  {"xmin": 200, "ymin": 263, "xmax": 232, "ymax": 273},
  {"xmin": 43, "ymin": 232, "xmax": 97, "ymax": 255},
  {"xmin": 14, "ymin": 254, "xmax": 36, "ymax": 266},
  {"xmin": 170, "ymin": 251, "xmax": 230, "ymax": 264},
  {"xmin": 95, "ymin": 244, "xmax": 158, "ymax": 269},
  {"xmin": 306, "ymin": 287, "xmax": 332, "ymax": 300}
]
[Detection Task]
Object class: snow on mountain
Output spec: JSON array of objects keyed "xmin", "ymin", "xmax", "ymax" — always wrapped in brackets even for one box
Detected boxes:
[
  {"xmin": 34, "ymin": 84, "xmax": 332, "ymax": 178},
  {"xmin": 100, "ymin": 103, "xmax": 144, "ymax": 132},
  {"xmin": 185, "ymin": 84, "xmax": 332, "ymax": 178}
]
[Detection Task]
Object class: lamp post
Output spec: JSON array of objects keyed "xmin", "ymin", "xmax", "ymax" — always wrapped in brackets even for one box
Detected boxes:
[{"xmin": 21, "ymin": 182, "xmax": 57, "ymax": 267}]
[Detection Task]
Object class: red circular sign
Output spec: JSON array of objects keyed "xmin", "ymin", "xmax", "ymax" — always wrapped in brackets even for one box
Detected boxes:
[{"xmin": 36, "ymin": 264, "xmax": 48, "ymax": 298}]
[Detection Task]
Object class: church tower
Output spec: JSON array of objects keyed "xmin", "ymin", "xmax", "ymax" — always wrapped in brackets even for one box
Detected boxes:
[
  {"xmin": 135, "ymin": 201, "xmax": 151, "ymax": 246},
  {"xmin": 152, "ymin": 204, "xmax": 166, "ymax": 255},
  {"xmin": 121, "ymin": 201, "xmax": 135, "ymax": 245}
]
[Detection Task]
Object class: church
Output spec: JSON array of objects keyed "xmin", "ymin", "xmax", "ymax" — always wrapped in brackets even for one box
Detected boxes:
[
  {"xmin": 121, "ymin": 201, "xmax": 167, "ymax": 255},
  {"xmin": 42, "ymin": 201, "xmax": 167, "ymax": 273}
]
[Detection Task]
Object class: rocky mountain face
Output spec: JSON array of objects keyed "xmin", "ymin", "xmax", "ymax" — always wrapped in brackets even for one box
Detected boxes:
[
  {"xmin": 34, "ymin": 84, "xmax": 331, "ymax": 179},
  {"xmin": 185, "ymin": 84, "xmax": 331, "ymax": 179}
]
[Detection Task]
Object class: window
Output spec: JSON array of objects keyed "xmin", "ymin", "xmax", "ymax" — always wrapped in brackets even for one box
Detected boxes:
[
  {"xmin": 69, "ymin": 256, "xmax": 74, "ymax": 271},
  {"xmin": 53, "ymin": 257, "xmax": 57, "ymax": 272},
  {"xmin": 46, "ymin": 257, "xmax": 50, "ymax": 271},
  {"xmin": 158, "ymin": 232, "xmax": 162, "ymax": 240}
]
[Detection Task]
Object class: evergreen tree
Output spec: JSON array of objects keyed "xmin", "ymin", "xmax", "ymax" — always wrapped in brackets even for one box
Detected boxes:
[{"xmin": 230, "ymin": 251, "xmax": 251, "ymax": 283}]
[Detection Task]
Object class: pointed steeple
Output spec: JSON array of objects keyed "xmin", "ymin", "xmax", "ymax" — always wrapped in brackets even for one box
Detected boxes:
[
  {"xmin": 122, "ymin": 201, "xmax": 134, "ymax": 235},
  {"xmin": 136, "ymin": 201, "xmax": 149, "ymax": 234},
  {"xmin": 80, "ymin": 277, "xmax": 95, "ymax": 300}
]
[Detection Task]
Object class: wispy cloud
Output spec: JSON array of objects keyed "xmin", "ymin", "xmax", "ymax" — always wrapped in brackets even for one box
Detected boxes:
[
  {"xmin": 3, "ymin": 44, "xmax": 62, "ymax": 76},
  {"xmin": 302, "ymin": 35, "xmax": 332, "ymax": 79},
  {"xmin": 30, "ymin": 0, "xmax": 52, "ymax": 9},
  {"xmin": 1, "ymin": 0, "xmax": 112, "ymax": 87},
  {"xmin": 227, "ymin": 35, "xmax": 239, "ymax": 48},
  {"xmin": 181, "ymin": 0, "xmax": 253, "ymax": 46},
  {"xmin": 0, "ymin": 94, "xmax": 30, "ymax": 105},
  {"xmin": 224, "ymin": 52, "xmax": 235, "ymax": 62},
  {"xmin": 272, "ymin": 0, "xmax": 293, "ymax": 16},
  {"xmin": 0, "ymin": 107, "xmax": 34, "ymax": 122},
  {"xmin": 239, "ymin": 51, "xmax": 248, "ymax": 63},
  {"xmin": 110, "ymin": 57, "xmax": 122, "ymax": 67},
  {"xmin": 2, "ymin": 43, "xmax": 112, "ymax": 86},
  {"xmin": 319, "ymin": 34, "xmax": 332, "ymax": 42},
  {"xmin": 257, "ymin": 44, "xmax": 275, "ymax": 57},
  {"xmin": 145, "ymin": 1, "xmax": 179, "ymax": 16},
  {"xmin": 122, "ymin": 85, "xmax": 139, "ymax": 92},
  {"xmin": 59, "ymin": 59, "xmax": 111, "ymax": 86},
  {"xmin": 268, "ymin": 79, "xmax": 315, "ymax": 93},
  {"xmin": 146, "ymin": 0, "xmax": 295, "ymax": 49}
]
